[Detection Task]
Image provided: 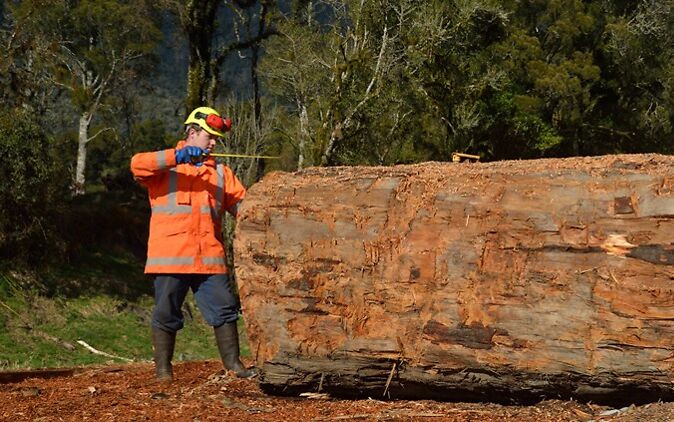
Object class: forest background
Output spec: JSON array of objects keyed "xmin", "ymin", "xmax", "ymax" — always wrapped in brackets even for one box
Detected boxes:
[{"xmin": 0, "ymin": 0, "xmax": 673, "ymax": 369}]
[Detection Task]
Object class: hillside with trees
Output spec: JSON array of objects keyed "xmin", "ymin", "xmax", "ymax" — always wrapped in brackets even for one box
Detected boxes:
[{"xmin": 0, "ymin": 0, "xmax": 672, "ymax": 368}]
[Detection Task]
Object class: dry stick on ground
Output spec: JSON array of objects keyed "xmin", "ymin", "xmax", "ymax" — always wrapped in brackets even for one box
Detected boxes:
[
  {"xmin": 383, "ymin": 362, "xmax": 396, "ymax": 398},
  {"xmin": 0, "ymin": 299, "xmax": 23, "ymax": 319},
  {"xmin": 76, "ymin": 340, "xmax": 133, "ymax": 362}
]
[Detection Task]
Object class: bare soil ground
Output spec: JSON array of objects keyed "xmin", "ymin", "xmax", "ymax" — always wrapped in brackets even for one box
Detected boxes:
[{"xmin": 2, "ymin": 360, "xmax": 674, "ymax": 422}]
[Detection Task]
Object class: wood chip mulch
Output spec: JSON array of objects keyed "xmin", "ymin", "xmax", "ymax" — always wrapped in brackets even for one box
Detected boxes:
[{"xmin": 2, "ymin": 360, "xmax": 674, "ymax": 421}]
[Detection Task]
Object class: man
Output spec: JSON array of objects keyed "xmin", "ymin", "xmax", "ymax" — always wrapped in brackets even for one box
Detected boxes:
[{"xmin": 130, "ymin": 106, "xmax": 255, "ymax": 381}]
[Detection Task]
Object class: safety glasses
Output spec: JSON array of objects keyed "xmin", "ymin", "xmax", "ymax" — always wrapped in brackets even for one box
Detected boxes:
[{"xmin": 195, "ymin": 112, "xmax": 232, "ymax": 133}]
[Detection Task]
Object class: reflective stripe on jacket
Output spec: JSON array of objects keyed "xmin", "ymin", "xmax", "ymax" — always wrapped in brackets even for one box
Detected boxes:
[{"xmin": 130, "ymin": 141, "xmax": 246, "ymax": 274}]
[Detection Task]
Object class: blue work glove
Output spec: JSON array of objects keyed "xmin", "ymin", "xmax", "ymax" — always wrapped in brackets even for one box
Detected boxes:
[{"xmin": 175, "ymin": 146, "xmax": 205, "ymax": 165}]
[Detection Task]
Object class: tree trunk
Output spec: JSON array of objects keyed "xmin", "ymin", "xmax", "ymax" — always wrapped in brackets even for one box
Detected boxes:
[
  {"xmin": 298, "ymin": 103, "xmax": 308, "ymax": 170},
  {"xmin": 234, "ymin": 154, "xmax": 674, "ymax": 404},
  {"xmin": 182, "ymin": 0, "xmax": 220, "ymax": 111},
  {"xmin": 73, "ymin": 111, "xmax": 90, "ymax": 196}
]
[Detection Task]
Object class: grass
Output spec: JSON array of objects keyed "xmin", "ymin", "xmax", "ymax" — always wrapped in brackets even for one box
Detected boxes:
[{"xmin": 0, "ymin": 254, "xmax": 251, "ymax": 370}]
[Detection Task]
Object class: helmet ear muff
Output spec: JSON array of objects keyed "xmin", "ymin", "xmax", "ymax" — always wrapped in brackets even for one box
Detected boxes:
[{"xmin": 205, "ymin": 114, "xmax": 231, "ymax": 133}]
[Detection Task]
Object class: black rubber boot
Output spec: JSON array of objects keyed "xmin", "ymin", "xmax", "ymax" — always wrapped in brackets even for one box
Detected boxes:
[
  {"xmin": 214, "ymin": 322, "xmax": 257, "ymax": 378},
  {"xmin": 152, "ymin": 327, "xmax": 176, "ymax": 381}
]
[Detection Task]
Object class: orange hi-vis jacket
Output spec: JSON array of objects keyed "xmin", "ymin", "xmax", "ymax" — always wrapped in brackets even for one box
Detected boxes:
[{"xmin": 130, "ymin": 141, "xmax": 246, "ymax": 274}]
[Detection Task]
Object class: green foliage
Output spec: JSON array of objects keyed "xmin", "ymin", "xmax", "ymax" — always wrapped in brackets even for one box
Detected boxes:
[
  {"xmin": 262, "ymin": 0, "xmax": 513, "ymax": 165},
  {"xmin": 87, "ymin": 118, "xmax": 172, "ymax": 193},
  {"xmin": 0, "ymin": 3, "xmax": 59, "ymax": 112},
  {"xmin": 5, "ymin": 0, "xmax": 164, "ymax": 195},
  {"xmin": 0, "ymin": 108, "xmax": 71, "ymax": 266},
  {"xmin": 17, "ymin": 0, "xmax": 163, "ymax": 111},
  {"xmin": 260, "ymin": 0, "xmax": 674, "ymax": 164},
  {"xmin": 595, "ymin": 1, "xmax": 674, "ymax": 154}
]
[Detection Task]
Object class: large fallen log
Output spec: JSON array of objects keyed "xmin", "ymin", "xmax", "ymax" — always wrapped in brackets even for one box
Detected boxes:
[{"xmin": 233, "ymin": 154, "xmax": 674, "ymax": 404}]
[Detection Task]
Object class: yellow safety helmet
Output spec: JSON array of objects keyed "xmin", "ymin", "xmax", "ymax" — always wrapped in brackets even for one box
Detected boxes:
[{"xmin": 184, "ymin": 106, "xmax": 232, "ymax": 138}]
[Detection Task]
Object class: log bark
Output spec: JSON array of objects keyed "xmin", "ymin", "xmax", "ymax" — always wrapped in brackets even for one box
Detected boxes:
[{"xmin": 233, "ymin": 154, "xmax": 674, "ymax": 404}]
